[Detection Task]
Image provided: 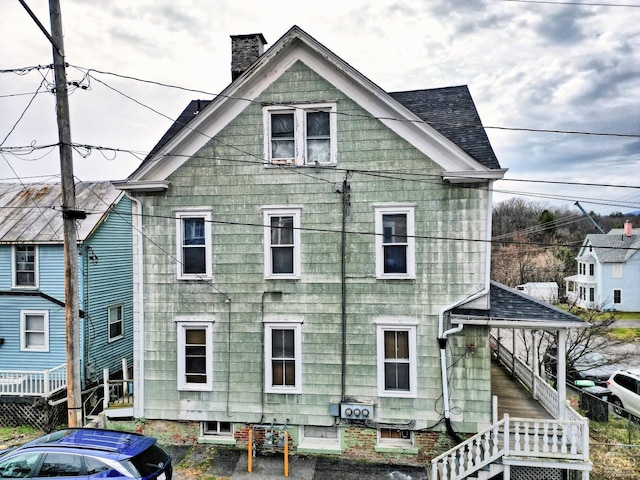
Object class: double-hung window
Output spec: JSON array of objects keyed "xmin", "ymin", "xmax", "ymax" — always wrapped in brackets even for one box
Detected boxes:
[
  {"xmin": 264, "ymin": 322, "xmax": 302, "ymax": 394},
  {"xmin": 374, "ymin": 205, "xmax": 415, "ymax": 279},
  {"xmin": 13, "ymin": 245, "xmax": 37, "ymax": 288},
  {"xmin": 176, "ymin": 319, "xmax": 214, "ymax": 391},
  {"xmin": 263, "ymin": 207, "xmax": 301, "ymax": 279},
  {"xmin": 376, "ymin": 321, "xmax": 417, "ymax": 397},
  {"xmin": 613, "ymin": 289, "xmax": 622, "ymax": 305},
  {"xmin": 264, "ymin": 104, "xmax": 337, "ymax": 166},
  {"xmin": 176, "ymin": 210, "xmax": 212, "ymax": 280},
  {"xmin": 20, "ymin": 310, "xmax": 49, "ymax": 351},
  {"xmin": 108, "ymin": 304, "xmax": 124, "ymax": 342}
]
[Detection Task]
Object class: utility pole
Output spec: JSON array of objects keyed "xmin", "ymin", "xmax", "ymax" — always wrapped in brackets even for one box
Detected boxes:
[
  {"xmin": 20, "ymin": 0, "xmax": 84, "ymax": 427},
  {"xmin": 49, "ymin": 0, "xmax": 83, "ymax": 429}
]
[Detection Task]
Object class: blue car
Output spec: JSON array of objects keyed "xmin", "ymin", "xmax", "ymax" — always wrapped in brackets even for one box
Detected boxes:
[{"xmin": 0, "ymin": 428, "xmax": 172, "ymax": 479}]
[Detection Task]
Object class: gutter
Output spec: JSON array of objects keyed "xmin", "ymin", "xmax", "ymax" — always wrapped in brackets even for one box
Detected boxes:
[{"xmin": 437, "ymin": 185, "xmax": 493, "ymax": 443}]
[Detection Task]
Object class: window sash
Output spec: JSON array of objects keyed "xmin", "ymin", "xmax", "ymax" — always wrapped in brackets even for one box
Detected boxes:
[
  {"xmin": 176, "ymin": 211, "xmax": 212, "ymax": 279},
  {"xmin": 613, "ymin": 290, "xmax": 622, "ymax": 304},
  {"xmin": 377, "ymin": 324, "xmax": 416, "ymax": 397},
  {"xmin": 375, "ymin": 206, "xmax": 415, "ymax": 279},
  {"xmin": 265, "ymin": 323, "xmax": 302, "ymax": 393},
  {"xmin": 265, "ymin": 105, "xmax": 336, "ymax": 166},
  {"xmin": 263, "ymin": 209, "xmax": 301, "ymax": 279},
  {"xmin": 177, "ymin": 320, "xmax": 214, "ymax": 391},
  {"xmin": 20, "ymin": 311, "xmax": 48, "ymax": 351},
  {"xmin": 14, "ymin": 245, "xmax": 36, "ymax": 287},
  {"xmin": 108, "ymin": 305, "xmax": 124, "ymax": 341}
]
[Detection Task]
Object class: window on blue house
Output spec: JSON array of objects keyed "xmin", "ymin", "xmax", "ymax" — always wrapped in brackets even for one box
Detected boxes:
[
  {"xmin": 20, "ymin": 310, "xmax": 48, "ymax": 351},
  {"xmin": 108, "ymin": 304, "xmax": 124, "ymax": 342},
  {"xmin": 13, "ymin": 245, "xmax": 37, "ymax": 288}
]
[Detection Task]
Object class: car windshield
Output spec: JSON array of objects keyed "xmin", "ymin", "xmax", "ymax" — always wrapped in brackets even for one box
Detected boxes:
[
  {"xmin": 125, "ymin": 443, "xmax": 170, "ymax": 477},
  {"xmin": 576, "ymin": 352, "xmax": 607, "ymax": 368}
]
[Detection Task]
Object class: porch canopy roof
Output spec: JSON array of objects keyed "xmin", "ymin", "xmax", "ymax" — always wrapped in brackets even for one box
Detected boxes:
[{"xmin": 450, "ymin": 280, "xmax": 588, "ymax": 330}]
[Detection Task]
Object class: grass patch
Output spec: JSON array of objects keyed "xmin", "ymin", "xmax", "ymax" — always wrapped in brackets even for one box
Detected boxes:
[
  {"xmin": 0, "ymin": 426, "xmax": 43, "ymax": 448},
  {"xmin": 609, "ymin": 327, "xmax": 640, "ymax": 341}
]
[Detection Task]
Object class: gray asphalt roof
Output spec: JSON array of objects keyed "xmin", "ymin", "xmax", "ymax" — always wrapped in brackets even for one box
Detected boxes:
[
  {"xmin": 146, "ymin": 86, "xmax": 500, "ymax": 171},
  {"xmin": 451, "ymin": 280, "xmax": 586, "ymax": 327},
  {"xmin": 0, "ymin": 181, "xmax": 122, "ymax": 243},
  {"xmin": 581, "ymin": 232, "xmax": 640, "ymax": 263}
]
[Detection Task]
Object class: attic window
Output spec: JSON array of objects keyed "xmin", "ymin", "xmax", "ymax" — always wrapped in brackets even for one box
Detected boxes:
[{"xmin": 263, "ymin": 104, "xmax": 337, "ymax": 166}]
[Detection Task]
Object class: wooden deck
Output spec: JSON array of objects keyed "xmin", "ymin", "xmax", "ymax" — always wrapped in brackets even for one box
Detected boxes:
[{"xmin": 492, "ymin": 359, "xmax": 552, "ymax": 419}]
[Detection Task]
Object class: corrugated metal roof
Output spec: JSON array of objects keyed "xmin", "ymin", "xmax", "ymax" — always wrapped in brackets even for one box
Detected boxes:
[{"xmin": 0, "ymin": 181, "xmax": 122, "ymax": 244}]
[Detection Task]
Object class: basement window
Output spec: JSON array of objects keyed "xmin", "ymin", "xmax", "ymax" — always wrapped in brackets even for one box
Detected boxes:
[
  {"xmin": 202, "ymin": 421, "xmax": 233, "ymax": 437},
  {"xmin": 378, "ymin": 428, "xmax": 413, "ymax": 448}
]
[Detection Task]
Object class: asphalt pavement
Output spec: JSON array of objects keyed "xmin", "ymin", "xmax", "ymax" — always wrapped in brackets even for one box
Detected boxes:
[{"xmin": 167, "ymin": 445, "xmax": 429, "ymax": 480}]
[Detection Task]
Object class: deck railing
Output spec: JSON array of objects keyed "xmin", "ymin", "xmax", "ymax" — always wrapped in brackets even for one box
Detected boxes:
[
  {"xmin": 0, "ymin": 364, "xmax": 66, "ymax": 397},
  {"xmin": 431, "ymin": 413, "xmax": 590, "ymax": 480}
]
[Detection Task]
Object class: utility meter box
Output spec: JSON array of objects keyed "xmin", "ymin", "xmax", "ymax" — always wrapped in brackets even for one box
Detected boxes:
[{"xmin": 340, "ymin": 403, "xmax": 374, "ymax": 420}]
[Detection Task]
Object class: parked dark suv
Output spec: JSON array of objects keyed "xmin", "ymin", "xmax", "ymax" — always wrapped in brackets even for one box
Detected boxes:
[{"xmin": 0, "ymin": 428, "xmax": 172, "ymax": 479}]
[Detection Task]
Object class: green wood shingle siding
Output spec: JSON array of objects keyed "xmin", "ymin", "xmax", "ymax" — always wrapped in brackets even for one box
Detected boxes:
[{"xmin": 139, "ymin": 62, "xmax": 491, "ymax": 428}]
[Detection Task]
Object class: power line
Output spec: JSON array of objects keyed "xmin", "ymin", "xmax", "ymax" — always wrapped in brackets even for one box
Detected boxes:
[
  {"xmin": 503, "ymin": 0, "xmax": 640, "ymax": 7},
  {"xmin": 71, "ymin": 65, "xmax": 640, "ymax": 139}
]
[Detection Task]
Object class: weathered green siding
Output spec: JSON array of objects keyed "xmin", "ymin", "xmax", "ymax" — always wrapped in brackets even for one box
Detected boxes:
[{"xmin": 138, "ymin": 61, "xmax": 491, "ymax": 434}]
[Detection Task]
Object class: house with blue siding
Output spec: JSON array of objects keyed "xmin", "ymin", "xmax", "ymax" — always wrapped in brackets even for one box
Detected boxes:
[
  {"xmin": 565, "ymin": 221, "xmax": 640, "ymax": 311},
  {"xmin": 117, "ymin": 27, "xmax": 591, "ymax": 477},
  {"xmin": 0, "ymin": 181, "xmax": 133, "ymax": 396}
]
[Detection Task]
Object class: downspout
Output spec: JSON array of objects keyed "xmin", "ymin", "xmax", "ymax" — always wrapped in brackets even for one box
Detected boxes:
[
  {"xmin": 127, "ymin": 194, "xmax": 145, "ymax": 419},
  {"xmin": 437, "ymin": 183, "xmax": 494, "ymax": 443}
]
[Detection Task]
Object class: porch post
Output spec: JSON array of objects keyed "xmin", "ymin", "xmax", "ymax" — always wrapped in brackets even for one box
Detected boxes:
[
  {"xmin": 532, "ymin": 330, "xmax": 539, "ymax": 400},
  {"xmin": 556, "ymin": 329, "xmax": 567, "ymax": 419}
]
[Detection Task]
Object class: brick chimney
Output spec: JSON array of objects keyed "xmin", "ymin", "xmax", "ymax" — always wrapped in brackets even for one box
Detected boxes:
[{"xmin": 230, "ymin": 33, "xmax": 267, "ymax": 81}]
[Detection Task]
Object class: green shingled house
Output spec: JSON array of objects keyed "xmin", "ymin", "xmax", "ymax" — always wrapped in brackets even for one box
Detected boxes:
[{"xmin": 116, "ymin": 26, "xmax": 591, "ymax": 476}]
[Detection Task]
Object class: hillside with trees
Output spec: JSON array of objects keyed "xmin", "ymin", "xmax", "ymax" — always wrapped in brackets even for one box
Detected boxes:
[{"xmin": 491, "ymin": 198, "xmax": 638, "ymax": 298}]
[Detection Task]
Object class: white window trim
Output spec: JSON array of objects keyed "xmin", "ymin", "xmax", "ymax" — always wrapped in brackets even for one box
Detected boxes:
[
  {"xmin": 176, "ymin": 318, "xmax": 215, "ymax": 391},
  {"xmin": 20, "ymin": 310, "xmax": 49, "ymax": 352},
  {"xmin": 613, "ymin": 289, "xmax": 622, "ymax": 304},
  {"xmin": 262, "ymin": 207, "xmax": 302, "ymax": 280},
  {"xmin": 201, "ymin": 421, "xmax": 233, "ymax": 437},
  {"xmin": 376, "ymin": 322, "xmax": 417, "ymax": 398},
  {"xmin": 12, "ymin": 245, "xmax": 39, "ymax": 289},
  {"xmin": 107, "ymin": 304, "xmax": 124, "ymax": 342},
  {"xmin": 175, "ymin": 210, "xmax": 213, "ymax": 280},
  {"xmin": 264, "ymin": 322, "xmax": 303, "ymax": 394},
  {"xmin": 374, "ymin": 204, "xmax": 416, "ymax": 279},
  {"xmin": 263, "ymin": 103, "xmax": 337, "ymax": 166}
]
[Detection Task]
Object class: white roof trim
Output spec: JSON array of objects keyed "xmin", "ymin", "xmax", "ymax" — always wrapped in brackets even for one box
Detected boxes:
[{"xmin": 129, "ymin": 27, "xmax": 501, "ymax": 183}]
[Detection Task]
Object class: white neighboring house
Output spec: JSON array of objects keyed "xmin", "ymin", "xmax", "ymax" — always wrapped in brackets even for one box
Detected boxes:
[
  {"xmin": 565, "ymin": 221, "xmax": 640, "ymax": 311},
  {"xmin": 516, "ymin": 282, "xmax": 558, "ymax": 303}
]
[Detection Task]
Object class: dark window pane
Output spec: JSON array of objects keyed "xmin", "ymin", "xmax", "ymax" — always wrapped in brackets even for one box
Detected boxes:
[
  {"xmin": 307, "ymin": 111, "xmax": 329, "ymax": 137},
  {"xmin": 183, "ymin": 247, "xmax": 206, "ymax": 274},
  {"xmin": 384, "ymin": 245, "xmax": 407, "ymax": 273},
  {"xmin": 183, "ymin": 218, "xmax": 205, "ymax": 245},
  {"xmin": 382, "ymin": 214, "xmax": 407, "ymax": 243},
  {"xmin": 271, "ymin": 216, "xmax": 294, "ymax": 245},
  {"xmin": 385, "ymin": 363, "xmax": 410, "ymax": 391},
  {"xmin": 272, "ymin": 329, "xmax": 294, "ymax": 358},
  {"xmin": 85, "ymin": 457, "xmax": 110, "ymax": 475},
  {"xmin": 272, "ymin": 247, "xmax": 294, "ymax": 274},
  {"xmin": 39, "ymin": 453, "xmax": 82, "ymax": 476},
  {"xmin": 185, "ymin": 329, "xmax": 207, "ymax": 383},
  {"xmin": 271, "ymin": 113, "xmax": 294, "ymax": 137}
]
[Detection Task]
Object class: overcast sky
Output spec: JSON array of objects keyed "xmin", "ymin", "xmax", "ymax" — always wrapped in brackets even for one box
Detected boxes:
[{"xmin": 1, "ymin": 0, "xmax": 639, "ymax": 214}]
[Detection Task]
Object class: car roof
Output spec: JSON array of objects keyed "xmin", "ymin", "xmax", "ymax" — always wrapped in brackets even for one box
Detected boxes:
[
  {"xmin": 19, "ymin": 428, "xmax": 155, "ymax": 459},
  {"xmin": 612, "ymin": 369, "xmax": 640, "ymax": 379}
]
